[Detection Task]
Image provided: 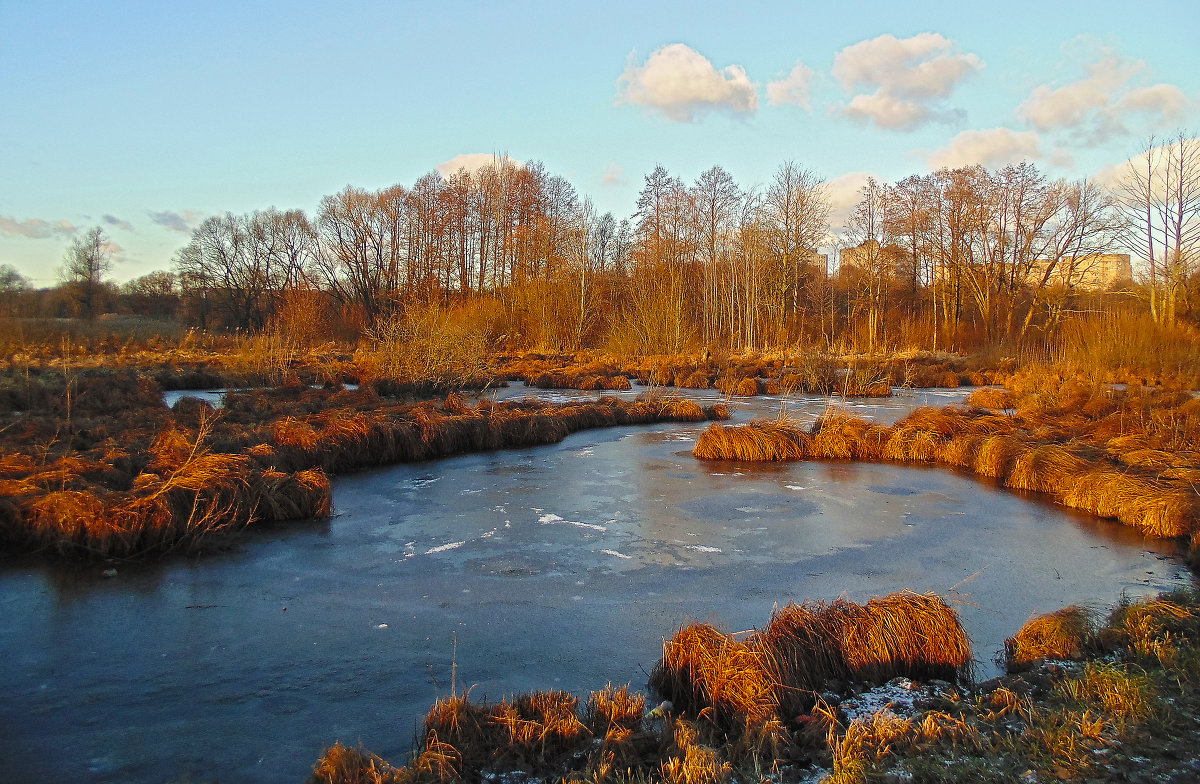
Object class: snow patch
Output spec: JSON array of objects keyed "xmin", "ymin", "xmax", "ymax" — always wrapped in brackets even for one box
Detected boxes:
[
  {"xmin": 687, "ymin": 545, "xmax": 722, "ymax": 553},
  {"xmin": 838, "ymin": 678, "xmax": 937, "ymax": 722},
  {"xmin": 425, "ymin": 541, "xmax": 465, "ymax": 554},
  {"xmin": 538, "ymin": 513, "xmax": 607, "ymax": 532},
  {"xmin": 601, "ymin": 549, "xmax": 633, "ymax": 560}
]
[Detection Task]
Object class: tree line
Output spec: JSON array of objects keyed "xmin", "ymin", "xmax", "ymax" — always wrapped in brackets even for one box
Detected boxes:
[{"xmin": 6, "ymin": 133, "xmax": 1197, "ymax": 354}]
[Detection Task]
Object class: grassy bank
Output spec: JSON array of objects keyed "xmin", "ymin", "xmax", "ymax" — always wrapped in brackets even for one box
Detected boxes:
[
  {"xmin": 307, "ymin": 585, "xmax": 1200, "ymax": 784},
  {"xmin": 694, "ymin": 369, "xmax": 1200, "ymax": 567},
  {"xmin": 0, "ymin": 370, "xmax": 726, "ymax": 559}
]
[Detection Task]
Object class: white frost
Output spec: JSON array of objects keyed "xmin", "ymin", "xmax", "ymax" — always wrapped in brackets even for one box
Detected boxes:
[
  {"xmin": 425, "ymin": 541, "xmax": 465, "ymax": 554},
  {"xmin": 538, "ymin": 513, "xmax": 607, "ymax": 532}
]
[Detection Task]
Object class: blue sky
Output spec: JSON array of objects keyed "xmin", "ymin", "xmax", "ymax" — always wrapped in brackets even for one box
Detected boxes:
[{"xmin": 2, "ymin": 0, "xmax": 1197, "ymax": 286}]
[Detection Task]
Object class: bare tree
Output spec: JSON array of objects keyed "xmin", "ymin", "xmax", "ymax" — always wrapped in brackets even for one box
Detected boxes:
[
  {"xmin": 843, "ymin": 177, "xmax": 892, "ymax": 352},
  {"xmin": 761, "ymin": 161, "xmax": 830, "ymax": 343},
  {"xmin": 1114, "ymin": 132, "xmax": 1200, "ymax": 324},
  {"xmin": 60, "ymin": 226, "xmax": 113, "ymax": 319},
  {"xmin": 692, "ymin": 165, "xmax": 741, "ymax": 345}
]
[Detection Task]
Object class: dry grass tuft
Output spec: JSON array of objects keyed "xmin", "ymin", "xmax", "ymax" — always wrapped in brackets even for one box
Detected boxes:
[
  {"xmin": 1005, "ymin": 606, "xmax": 1096, "ymax": 670},
  {"xmin": 967, "ymin": 387, "xmax": 1014, "ymax": 410},
  {"xmin": 649, "ymin": 623, "xmax": 780, "ymax": 731},
  {"xmin": 1008, "ymin": 444, "xmax": 1089, "ymax": 494},
  {"xmin": 308, "ymin": 742, "xmax": 404, "ymax": 784},
  {"xmin": 693, "ymin": 420, "xmax": 811, "ymax": 461},
  {"xmin": 652, "ymin": 593, "xmax": 970, "ymax": 740},
  {"xmin": 823, "ymin": 592, "xmax": 972, "ymax": 684}
]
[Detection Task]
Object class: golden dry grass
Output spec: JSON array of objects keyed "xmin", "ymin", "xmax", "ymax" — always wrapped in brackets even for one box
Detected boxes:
[
  {"xmin": 823, "ymin": 592, "xmax": 972, "ymax": 684},
  {"xmin": 967, "ymin": 387, "xmax": 1015, "ymax": 410},
  {"xmin": 651, "ymin": 593, "xmax": 970, "ymax": 734},
  {"xmin": 693, "ymin": 420, "xmax": 811, "ymax": 461},
  {"xmin": 309, "ymin": 742, "xmax": 405, "ymax": 784},
  {"xmin": 685, "ymin": 371, "xmax": 1200, "ymax": 553},
  {"xmin": 649, "ymin": 623, "xmax": 780, "ymax": 731},
  {"xmin": 1005, "ymin": 606, "xmax": 1097, "ymax": 670}
]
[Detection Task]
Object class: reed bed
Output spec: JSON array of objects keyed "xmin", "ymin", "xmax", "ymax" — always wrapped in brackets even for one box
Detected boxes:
[
  {"xmin": 693, "ymin": 420, "xmax": 811, "ymax": 461},
  {"xmin": 310, "ymin": 584, "xmax": 1200, "ymax": 784},
  {"xmin": 650, "ymin": 592, "xmax": 971, "ymax": 733},
  {"xmin": 0, "ymin": 371, "xmax": 727, "ymax": 559},
  {"xmin": 692, "ymin": 372, "xmax": 1200, "ymax": 561}
]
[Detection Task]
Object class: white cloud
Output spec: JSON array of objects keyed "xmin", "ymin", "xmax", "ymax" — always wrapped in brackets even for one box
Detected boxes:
[
  {"xmin": 434, "ymin": 153, "xmax": 522, "ymax": 179},
  {"xmin": 601, "ymin": 164, "xmax": 625, "ymax": 185},
  {"xmin": 843, "ymin": 91, "xmax": 940, "ymax": 131},
  {"xmin": 766, "ymin": 61, "xmax": 815, "ymax": 110},
  {"xmin": 824, "ymin": 171, "xmax": 875, "ymax": 232},
  {"xmin": 0, "ymin": 215, "xmax": 79, "ymax": 239},
  {"xmin": 832, "ymin": 33, "xmax": 983, "ymax": 130},
  {"xmin": 927, "ymin": 128, "xmax": 1042, "ymax": 170},
  {"xmin": 1017, "ymin": 48, "xmax": 1190, "ymax": 142},
  {"xmin": 1094, "ymin": 135, "xmax": 1200, "ymax": 190},
  {"xmin": 616, "ymin": 43, "xmax": 758, "ymax": 123},
  {"xmin": 148, "ymin": 209, "xmax": 204, "ymax": 234}
]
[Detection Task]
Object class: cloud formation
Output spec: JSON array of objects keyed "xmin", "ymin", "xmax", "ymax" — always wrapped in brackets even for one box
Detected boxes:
[
  {"xmin": 927, "ymin": 128, "xmax": 1042, "ymax": 169},
  {"xmin": 148, "ymin": 209, "xmax": 204, "ymax": 234},
  {"xmin": 102, "ymin": 214, "xmax": 134, "ymax": 231},
  {"xmin": 832, "ymin": 33, "xmax": 983, "ymax": 130},
  {"xmin": 824, "ymin": 171, "xmax": 876, "ymax": 231},
  {"xmin": 434, "ymin": 153, "xmax": 522, "ymax": 179},
  {"xmin": 617, "ymin": 43, "xmax": 758, "ymax": 122},
  {"xmin": 1094, "ymin": 135, "xmax": 1200, "ymax": 190},
  {"xmin": 1018, "ymin": 49, "xmax": 1189, "ymax": 142},
  {"xmin": 766, "ymin": 61, "xmax": 816, "ymax": 110},
  {"xmin": 0, "ymin": 215, "xmax": 79, "ymax": 240},
  {"xmin": 601, "ymin": 164, "xmax": 625, "ymax": 185}
]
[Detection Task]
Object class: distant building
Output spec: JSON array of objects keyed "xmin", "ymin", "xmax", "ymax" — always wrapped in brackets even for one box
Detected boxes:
[
  {"xmin": 803, "ymin": 250, "xmax": 830, "ymax": 273},
  {"xmin": 1026, "ymin": 253, "xmax": 1133, "ymax": 291}
]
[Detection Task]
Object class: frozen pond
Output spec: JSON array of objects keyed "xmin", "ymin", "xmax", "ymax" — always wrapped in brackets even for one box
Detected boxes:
[{"xmin": 0, "ymin": 385, "xmax": 1191, "ymax": 784}]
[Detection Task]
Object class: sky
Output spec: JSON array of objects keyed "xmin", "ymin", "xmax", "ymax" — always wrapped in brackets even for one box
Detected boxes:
[{"xmin": 1, "ymin": 0, "xmax": 1197, "ymax": 287}]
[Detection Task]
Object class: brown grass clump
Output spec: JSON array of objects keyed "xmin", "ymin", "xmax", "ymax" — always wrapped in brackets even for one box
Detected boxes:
[
  {"xmin": 731, "ymin": 377, "xmax": 760, "ymax": 396},
  {"xmin": 652, "ymin": 593, "xmax": 971, "ymax": 739},
  {"xmin": 809, "ymin": 411, "xmax": 883, "ymax": 460},
  {"xmin": 972, "ymin": 434, "xmax": 1026, "ymax": 480},
  {"xmin": 491, "ymin": 690, "xmax": 591, "ymax": 766},
  {"xmin": 1008, "ymin": 444, "xmax": 1090, "ymax": 494},
  {"xmin": 1005, "ymin": 606, "xmax": 1097, "ymax": 670},
  {"xmin": 661, "ymin": 720, "xmax": 733, "ymax": 784},
  {"xmin": 967, "ymin": 387, "xmax": 1014, "ymax": 410},
  {"xmin": 308, "ymin": 742, "xmax": 404, "ymax": 784},
  {"xmin": 649, "ymin": 623, "xmax": 780, "ymax": 731},
  {"xmin": 693, "ymin": 420, "xmax": 811, "ymax": 461},
  {"xmin": 1062, "ymin": 469, "xmax": 1195, "ymax": 538},
  {"xmin": 584, "ymin": 682, "xmax": 646, "ymax": 735},
  {"xmin": 679, "ymin": 370, "xmax": 713, "ymax": 389},
  {"xmin": 755, "ymin": 602, "xmax": 850, "ymax": 716},
  {"xmin": 823, "ymin": 592, "xmax": 972, "ymax": 684},
  {"xmin": 1103, "ymin": 596, "xmax": 1196, "ymax": 662}
]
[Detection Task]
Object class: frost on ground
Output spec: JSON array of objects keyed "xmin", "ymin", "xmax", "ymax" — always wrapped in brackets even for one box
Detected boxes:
[{"xmin": 837, "ymin": 677, "xmax": 955, "ymax": 723}]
